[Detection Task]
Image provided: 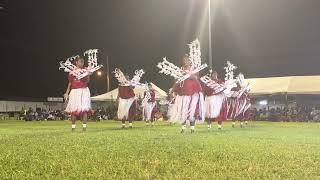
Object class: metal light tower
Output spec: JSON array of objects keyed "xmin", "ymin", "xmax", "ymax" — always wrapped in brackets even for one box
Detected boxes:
[
  {"xmin": 106, "ymin": 56, "xmax": 110, "ymax": 92},
  {"xmin": 208, "ymin": 0, "xmax": 213, "ymax": 68}
]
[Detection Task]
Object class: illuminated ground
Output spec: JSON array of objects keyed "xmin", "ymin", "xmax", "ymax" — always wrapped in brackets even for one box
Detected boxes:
[{"xmin": 0, "ymin": 120, "xmax": 319, "ymax": 179}]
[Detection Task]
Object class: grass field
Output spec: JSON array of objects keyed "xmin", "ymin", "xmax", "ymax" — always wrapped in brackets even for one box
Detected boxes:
[{"xmin": 0, "ymin": 120, "xmax": 320, "ymax": 179}]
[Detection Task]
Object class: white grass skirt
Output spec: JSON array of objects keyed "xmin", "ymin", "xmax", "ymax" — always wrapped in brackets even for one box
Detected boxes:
[
  {"xmin": 235, "ymin": 99, "xmax": 250, "ymax": 118},
  {"xmin": 205, "ymin": 93, "xmax": 225, "ymax": 119},
  {"xmin": 228, "ymin": 98, "xmax": 239, "ymax": 119},
  {"xmin": 117, "ymin": 97, "xmax": 135, "ymax": 120},
  {"xmin": 167, "ymin": 104, "xmax": 174, "ymax": 120},
  {"xmin": 169, "ymin": 92, "xmax": 205, "ymax": 124},
  {"xmin": 236, "ymin": 99, "xmax": 246, "ymax": 117},
  {"xmin": 142, "ymin": 102, "xmax": 156, "ymax": 121},
  {"xmin": 65, "ymin": 87, "xmax": 91, "ymax": 114}
]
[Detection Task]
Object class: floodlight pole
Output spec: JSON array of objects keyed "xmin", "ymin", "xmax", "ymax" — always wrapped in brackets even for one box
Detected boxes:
[
  {"xmin": 106, "ymin": 56, "xmax": 110, "ymax": 92},
  {"xmin": 208, "ymin": 0, "xmax": 213, "ymax": 68}
]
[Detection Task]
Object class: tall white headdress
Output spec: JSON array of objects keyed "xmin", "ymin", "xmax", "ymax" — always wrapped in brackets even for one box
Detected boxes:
[
  {"xmin": 113, "ymin": 68, "xmax": 145, "ymax": 87},
  {"xmin": 59, "ymin": 49, "xmax": 103, "ymax": 79},
  {"xmin": 236, "ymin": 73, "xmax": 253, "ymax": 98},
  {"xmin": 157, "ymin": 39, "xmax": 207, "ymax": 83},
  {"xmin": 113, "ymin": 68, "xmax": 130, "ymax": 86},
  {"xmin": 224, "ymin": 61, "xmax": 237, "ymax": 81}
]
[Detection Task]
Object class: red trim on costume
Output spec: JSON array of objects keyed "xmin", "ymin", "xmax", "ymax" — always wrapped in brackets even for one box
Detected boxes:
[
  {"xmin": 118, "ymin": 86, "xmax": 135, "ymax": 99},
  {"xmin": 177, "ymin": 79, "xmax": 202, "ymax": 96},
  {"xmin": 68, "ymin": 73, "xmax": 88, "ymax": 89},
  {"xmin": 70, "ymin": 110, "xmax": 92, "ymax": 116},
  {"xmin": 217, "ymin": 98, "xmax": 228, "ymax": 122},
  {"xmin": 151, "ymin": 104, "xmax": 158, "ymax": 120},
  {"xmin": 144, "ymin": 90, "xmax": 156, "ymax": 102},
  {"xmin": 194, "ymin": 94, "xmax": 200, "ymax": 119},
  {"xmin": 202, "ymin": 79, "xmax": 225, "ymax": 96},
  {"xmin": 128, "ymin": 100, "xmax": 137, "ymax": 120}
]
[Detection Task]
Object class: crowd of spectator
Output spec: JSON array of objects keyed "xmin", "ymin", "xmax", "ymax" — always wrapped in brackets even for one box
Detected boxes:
[
  {"xmin": 19, "ymin": 104, "xmax": 119, "ymax": 121},
  {"xmin": 251, "ymin": 106, "xmax": 320, "ymax": 122},
  {"xmin": 10, "ymin": 104, "xmax": 320, "ymax": 123},
  {"xmin": 91, "ymin": 105, "xmax": 117, "ymax": 121},
  {"xmin": 21, "ymin": 108, "xmax": 69, "ymax": 121}
]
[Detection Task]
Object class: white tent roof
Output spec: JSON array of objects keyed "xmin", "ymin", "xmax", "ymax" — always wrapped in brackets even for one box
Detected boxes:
[
  {"xmin": 246, "ymin": 75, "xmax": 320, "ymax": 95},
  {"xmin": 91, "ymin": 82, "xmax": 167, "ymax": 101}
]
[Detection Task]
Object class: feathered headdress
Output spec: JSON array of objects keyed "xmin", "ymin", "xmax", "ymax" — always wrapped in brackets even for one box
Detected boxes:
[
  {"xmin": 157, "ymin": 39, "xmax": 207, "ymax": 83},
  {"xmin": 113, "ymin": 68, "xmax": 145, "ymax": 86},
  {"xmin": 59, "ymin": 49, "xmax": 103, "ymax": 79},
  {"xmin": 224, "ymin": 61, "xmax": 238, "ymax": 81}
]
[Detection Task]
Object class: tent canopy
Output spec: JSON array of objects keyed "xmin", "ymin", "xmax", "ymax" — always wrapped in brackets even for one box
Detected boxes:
[
  {"xmin": 92, "ymin": 76, "xmax": 320, "ymax": 100},
  {"xmin": 246, "ymin": 75, "xmax": 320, "ymax": 95},
  {"xmin": 91, "ymin": 82, "xmax": 167, "ymax": 101}
]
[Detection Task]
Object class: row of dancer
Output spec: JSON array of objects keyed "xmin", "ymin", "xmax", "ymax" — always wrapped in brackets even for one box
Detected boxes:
[
  {"xmin": 165, "ymin": 56, "xmax": 251, "ymax": 133},
  {"xmin": 158, "ymin": 39, "xmax": 252, "ymax": 133},
  {"xmin": 60, "ymin": 40, "xmax": 251, "ymax": 132},
  {"xmin": 62, "ymin": 57, "xmax": 157, "ymax": 131}
]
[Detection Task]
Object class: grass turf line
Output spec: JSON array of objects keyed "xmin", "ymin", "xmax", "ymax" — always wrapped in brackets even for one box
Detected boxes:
[{"xmin": 0, "ymin": 120, "xmax": 320, "ymax": 179}]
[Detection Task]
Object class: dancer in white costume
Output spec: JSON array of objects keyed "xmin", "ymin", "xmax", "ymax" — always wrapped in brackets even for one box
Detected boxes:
[
  {"xmin": 167, "ymin": 88, "xmax": 175, "ymax": 121},
  {"xmin": 202, "ymin": 71, "xmax": 228, "ymax": 130},
  {"xmin": 159, "ymin": 88, "xmax": 176, "ymax": 124},
  {"xmin": 169, "ymin": 55, "xmax": 205, "ymax": 133},
  {"xmin": 64, "ymin": 57, "xmax": 92, "ymax": 132},
  {"xmin": 117, "ymin": 81, "xmax": 136, "ymax": 128},
  {"xmin": 157, "ymin": 39, "xmax": 207, "ymax": 133},
  {"xmin": 113, "ymin": 68, "xmax": 144, "ymax": 128},
  {"xmin": 60, "ymin": 49, "xmax": 102, "ymax": 131},
  {"xmin": 142, "ymin": 83, "xmax": 157, "ymax": 126},
  {"xmin": 229, "ymin": 74, "xmax": 252, "ymax": 128}
]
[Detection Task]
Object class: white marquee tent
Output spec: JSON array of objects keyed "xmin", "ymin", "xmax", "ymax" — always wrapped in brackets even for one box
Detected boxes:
[
  {"xmin": 246, "ymin": 75, "xmax": 320, "ymax": 95},
  {"xmin": 91, "ymin": 82, "xmax": 167, "ymax": 101},
  {"xmin": 0, "ymin": 101, "xmax": 64, "ymax": 112}
]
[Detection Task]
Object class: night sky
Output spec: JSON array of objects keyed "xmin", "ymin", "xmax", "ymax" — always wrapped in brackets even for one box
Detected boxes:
[{"xmin": 1, "ymin": 0, "xmax": 320, "ymax": 99}]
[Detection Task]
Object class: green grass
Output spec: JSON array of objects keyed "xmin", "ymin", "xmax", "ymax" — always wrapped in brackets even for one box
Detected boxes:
[{"xmin": 0, "ymin": 120, "xmax": 320, "ymax": 179}]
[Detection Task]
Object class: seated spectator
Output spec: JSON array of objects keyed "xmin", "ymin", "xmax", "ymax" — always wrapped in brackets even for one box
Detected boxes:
[{"xmin": 26, "ymin": 107, "xmax": 34, "ymax": 121}]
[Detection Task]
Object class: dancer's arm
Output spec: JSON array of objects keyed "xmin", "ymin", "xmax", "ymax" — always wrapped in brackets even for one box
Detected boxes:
[{"xmin": 64, "ymin": 82, "xmax": 71, "ymax": 101}]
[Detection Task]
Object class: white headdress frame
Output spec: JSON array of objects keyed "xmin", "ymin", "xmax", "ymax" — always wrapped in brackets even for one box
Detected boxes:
[
  {"xmin": 157, "ymin": 39, "xmax": 207, "ymax": 83},
  {"xmin": 59, "ymin": 49, "xmax": 103, "ymax": 79},
  {"xmin": 224, "ymin": 61, "xmax": 238, "ymax": 82},
  {"xmin": 113, "ymin": 68, "xmax": 145, "ymax": 87}
]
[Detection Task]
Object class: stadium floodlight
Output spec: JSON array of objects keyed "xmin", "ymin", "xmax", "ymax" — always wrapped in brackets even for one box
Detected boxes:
[
  {"xmin": 259, "ymin": 100, "xmax": 268, "ymax": 105},
  {"xmin": 97, "ymin": 71, "xmax": 102, "ymax": 76}
]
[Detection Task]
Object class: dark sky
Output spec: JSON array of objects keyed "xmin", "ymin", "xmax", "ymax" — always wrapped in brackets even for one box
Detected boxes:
[{"xmin": 1, "ymin": 0, "xmax": 320, "ymax": 99}]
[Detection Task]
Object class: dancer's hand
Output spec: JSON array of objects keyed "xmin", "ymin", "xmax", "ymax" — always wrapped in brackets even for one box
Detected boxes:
[
  {"xmin": 64, "ymin": 93, "xmax": 69, "ymax": 101},
  {"xmin": 86, "ymin": 68, "xmax": 93, "ymax": 76}
]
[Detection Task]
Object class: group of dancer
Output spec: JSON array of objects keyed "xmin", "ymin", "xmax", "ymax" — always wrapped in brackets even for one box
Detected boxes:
[
  {"xmin": 60, "ymin": 40, "xmax": 251, "ymax": 133},
  {"xmin": 114, "ymin": 68, "xmax": 157, "ymax": 129},
  {"xmin": 164, "ymin": 57, "xmax": 251, "ymax": 133}
]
